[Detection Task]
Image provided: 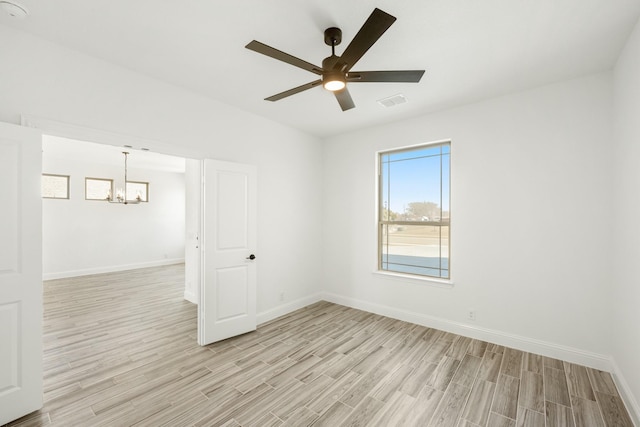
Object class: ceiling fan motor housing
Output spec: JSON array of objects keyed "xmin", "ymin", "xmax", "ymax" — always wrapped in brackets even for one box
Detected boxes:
[{"xmin": 321, "ymin": 55, "xmax": 345, "ymax": 90}]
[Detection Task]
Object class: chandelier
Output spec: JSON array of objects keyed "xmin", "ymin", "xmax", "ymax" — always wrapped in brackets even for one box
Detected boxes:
[{"xmin": 106, "ymin": 151, "xmax": 141, "ymax": 204}]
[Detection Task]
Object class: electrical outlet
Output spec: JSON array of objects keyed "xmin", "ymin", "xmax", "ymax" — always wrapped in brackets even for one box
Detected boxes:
[
  {"xmin": 279, "ymin": 291, "xmax": 284, "ymax": 302},
  {"xmin": 468, "ymin": 309, "xmax": 476, "ymax": 321}
]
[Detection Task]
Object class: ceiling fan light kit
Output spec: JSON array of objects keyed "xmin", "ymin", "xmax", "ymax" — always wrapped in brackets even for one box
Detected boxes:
[
  {"xmin": 245, "ymin": 8, "xmax": 425, "ymax": 111},
  {"xmin": 323, "ymin": 72, "xmax": 346, "ymax": 91}
]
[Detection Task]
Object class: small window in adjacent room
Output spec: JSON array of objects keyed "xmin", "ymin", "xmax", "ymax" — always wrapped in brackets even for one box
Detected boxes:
[
  {"xmin": 41, "ymin": 174, "xmax": 69, "ymax": 199},
  {"xmin": 126, "ymin": 181, "xmax": 149, "ymax": 202},
  {"xmin": 85, "ymin": 177, "xmax": 113, "ymax": 201},
  {"xmin": 378, "ymin": 141, "xmax": 450, "ymax": 279}
]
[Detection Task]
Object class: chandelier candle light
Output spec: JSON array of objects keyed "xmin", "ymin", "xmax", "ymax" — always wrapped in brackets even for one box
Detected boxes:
[{"xmin": 106, "ymin": 151, "xmax": 142, "ymax": 204}]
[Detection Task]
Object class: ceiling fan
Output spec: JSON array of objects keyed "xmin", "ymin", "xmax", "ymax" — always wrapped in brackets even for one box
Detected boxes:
[{"xmin": 245, "ymin": 8, "xmax": 425, "ymax": 111}]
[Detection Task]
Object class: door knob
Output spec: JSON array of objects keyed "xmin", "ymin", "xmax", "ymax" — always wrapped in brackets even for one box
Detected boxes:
[{"xmin": 246, "ymin": 254, "xmax": 256, "ymax": 260}]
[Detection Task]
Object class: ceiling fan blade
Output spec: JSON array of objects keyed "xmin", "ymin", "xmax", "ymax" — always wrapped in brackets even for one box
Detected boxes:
[
  {"xmin": 265, "ymin": 80, "xmax": 322, "ymax": 101},
  {"xmin": 334, "ymin": 88, "xmax": 355, "ymax": 111},
  {"xmin": 246, "ymin": 40, "xmax": 323, "ymax": 75},
  {"xmin": 347, "ymin": 70, "xmax": 425, "ymax": 83},
  {"xmin": 335, "ymin": 8, "xmax": 396, "ymax": 72}
]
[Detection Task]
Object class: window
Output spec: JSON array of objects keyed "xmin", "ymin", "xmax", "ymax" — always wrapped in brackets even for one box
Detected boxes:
[
  {"xmin": 85, "ymin": 178, "xmax": 113, "ymax": 200},
  {"xmin": 41, "ymin": 174, "xmax": 69, "ymax": 199},
  {"xmin": 126, "ymin": 181, "xmax": 149, "ymax": 202},
  {"xmin": 378, "ymin": 142, "xmax": 450, "ymax": 279}
]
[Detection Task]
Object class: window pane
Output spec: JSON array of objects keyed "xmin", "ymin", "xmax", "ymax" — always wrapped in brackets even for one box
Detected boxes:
[
  {"xmin": 379, "ymin": 142, "xmax": 450, "ymax": 279},
  {"xmin": 381, "ymin": 157, "xmax": 392, "ymax": 221},
  {"xmin": 42, "ymin": 174, "xmax": 69, "ymax": 199},
  {"xmin": 85, "ymin": 178, "xmax": 112, "ymax": 200},
  {"xmin": 388, "ymin": 154, "xmax": 442, "ymax": 221},
  {"xmin": 126, "ymin": 181, "xmax": 148, "ymax": 202},
  {"xmin": 388, "ymin": 144, "xmax": 442, "ymax": 162},
  {"xmin": 442, "ymin": 153, "xmax": 450, "ymax": 219},
  {"xmin": 381, "ymin": 224, "xmax": 449, "ymax": 278}
]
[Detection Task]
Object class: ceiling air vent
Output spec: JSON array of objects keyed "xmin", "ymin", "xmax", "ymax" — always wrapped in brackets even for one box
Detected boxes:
[{"xmin": 377, "ymin": 94, "xmax": 407, "ymax": 108}]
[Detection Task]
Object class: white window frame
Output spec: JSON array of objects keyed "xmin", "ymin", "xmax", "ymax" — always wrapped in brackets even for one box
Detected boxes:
[
  {"xmin": 126, "ymin": 181, "xmax": 149, "ymax": 202},
  {"xmin": 41, "ymin": 173, "xmax": 70, "ymax": 199},
  {"xmin": 376, "ymin": 140, "xmax": 452, "ymax": 284},
  {"xmin": 85, "ymin": 177, "xmax": 113, "ymax": 201}
]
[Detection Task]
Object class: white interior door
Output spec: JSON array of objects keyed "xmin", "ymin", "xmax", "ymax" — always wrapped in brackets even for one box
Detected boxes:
[
  {"xmin": 0, "ymin": 122, "xmax": 43, "ymax": 425},
  {"xmin": 198, "ymin": 159, "xmax": 257, "ymax": 345}
]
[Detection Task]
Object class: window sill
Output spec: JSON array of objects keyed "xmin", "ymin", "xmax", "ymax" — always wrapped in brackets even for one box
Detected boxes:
[{"xmin": 373, "ymin": 270, "xmax": 454, "ymax": 288}]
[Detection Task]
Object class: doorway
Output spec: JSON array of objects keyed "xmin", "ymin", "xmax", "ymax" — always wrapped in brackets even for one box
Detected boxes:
[{"xmin": 42, "ymin": 135, "xmax": 188, "ymax": 281}]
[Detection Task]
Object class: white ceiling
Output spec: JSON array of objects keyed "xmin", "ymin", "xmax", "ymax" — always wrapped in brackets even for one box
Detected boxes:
[{"xmin": 2, "ymin": 0, "xmax": 640, "ymax": 138}]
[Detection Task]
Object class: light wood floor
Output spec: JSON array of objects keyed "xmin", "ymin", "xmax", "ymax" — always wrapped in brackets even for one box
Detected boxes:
[{"xmin": 4, "ymin": 264, "xmax": 634, "ymax": 427}]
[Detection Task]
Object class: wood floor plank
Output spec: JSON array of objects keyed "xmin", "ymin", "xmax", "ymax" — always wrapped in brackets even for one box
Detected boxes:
[
  {"xmin": 427, "ymin": 356, "xmax": 461, "ymax": 392},
  {"xmin": 270, "ymin": 374, "xmax": 334, "ymax": 421},
  {"xmin": 564, "ymin": 362, "xmax": 596, "ymax": 401},
  {"xmin": 232, "ymin": 378, "xmax": 304, "ymax": 426},
  {"xmin": 543, "ymin": 356, "xmax": 565, "ymax": 371},
  {"xmin": 486, "ymin": 343, "xmax": 506, "ymax": 354},
  {"xmin": 339, "ymin": 396, "xmax": 384, "ymax": 427},
  {"xmin": 398, "ymin": 385, "xmax": 444, "ymax": 426},
  {"xmin": 447, "ymin": 336, "xmax": 473, "ymax": 360},
  {"xmin": 369, "ymin": 364, "xmax": 414, "ymax": 402},
  {"xmin": 5, "ymin": 264, "xmax": 632, "ymax": 427},
  {"xmin": 399, "ymin": 360, "xmax": 439, "ymax": 397},
  {"xmin": 544, "ymin": 366, "xmax": 572, "ymax": 407},
  {"xmin": 478, "ymin": 350, "xmax": 503, "ymax": 383},
  {"xmin": 501, "ymin": 348, "xmax": 524, "ymax": 378},
  {"xmin": 451, "ymin": 354, "xmax": 482, "ymax": 388},
  {"xmin": 492, "ymin": 374, "xmax": 521, "ymax": 419},
  {"xmin": 571, "ymin": 396, "xmax": 605, "ymax": 427},
  {"xmin": 339, "ymin": 367, "xmax": 389, "ymax": 408},
  {"xmin": 517, "ymin": 406, "xmax": 545, "ymax": 427},
  {"xmin": 461, "ymin": 379, "xmax": 496, "ymax": 426},
  {"xmin": 519, "ymin": 371, "xmax": 544, "ymax": 413},
  {"xmin": 588, "ymin": 368, "xmax": 620, "ymax": 396},
  {"xmin": 522, "ymin": 352, "xmax": 543, "ymax": 375},
  {"xmin": 306, "ymin": 372, "xmax": 361, "ymax": 413},
  {"xmin": 595, "ymin": 391, "xmax": 635, "ymax": 427},
  {"xmin": 280, "ymin": 406, "xmax": 317, "ymax": 427},
  {"xmin": 467, "ymin": 339, "xmax": 488, "ymax": 358},
  {"xmin": 368, "ymin": 390, "xmax": 415, "ymax": 426},
  {"xmin": 265, "ymin": 354, "xmax": 323, "ymax": 388},
  {"xmin": 423, "ymin": 338, "xmax": 454, "ymax": 364},
  {"xmin": 248, "ymin": 412, "xmax": 283, "ymax": 427},
  {"xmin": 488, "ymin": 412, "xmax": 516, "ymax": 427},
  {"xmin": 312, "ymin": 400, "xmax": 353, "ymax": 427},
  {"xmin": 545, "ymin": 400, "xmax": 576, "ymax": 427},
  {"xmin": 430, "ymin": 382, "xmax": 472, "ymax": 427}
]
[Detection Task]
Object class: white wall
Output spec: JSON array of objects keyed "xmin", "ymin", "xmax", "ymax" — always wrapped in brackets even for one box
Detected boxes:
[
  {"xmin": 0, "ymin": 24, "xmax": 324, "ymax": 316},
  {"xmin": 612, "ymin": 15, "xmax": 640, "ymax": 422},
  {"xmin": 42, "ymin": 151, "xmax": 185, "ymax": 279},
  {"xmin": 323, "ymin": 73, "xmax": 613, "ymax": 367}
]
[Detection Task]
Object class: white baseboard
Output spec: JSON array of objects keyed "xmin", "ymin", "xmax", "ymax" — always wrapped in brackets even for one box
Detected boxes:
[
  {"xmin": 43, "ymin": 258, "xmax": 185, "ymax": 280},
  {"xmin": 257, "ymin": 293, "xmax": 324, "ymax": 326},
  {"xmin": 321, "ymin": 292, "xmax": 612, "ymax": 372},
  {"xmin": 610, "ymin": 358, "xmax": 640, "ymax": 426},
  {"xmin": 184, "ymin": 289, "xmax": 197, "ymax": 305}
]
